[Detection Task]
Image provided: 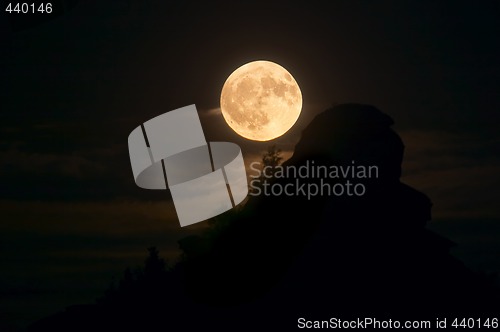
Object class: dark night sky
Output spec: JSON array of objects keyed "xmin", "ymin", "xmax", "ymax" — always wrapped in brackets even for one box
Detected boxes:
[{"xmin": 0, "ymin": 0, "xmax": 499, "ymax": 330}]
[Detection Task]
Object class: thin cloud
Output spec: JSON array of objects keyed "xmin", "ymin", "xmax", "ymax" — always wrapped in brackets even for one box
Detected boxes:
[{"xmin": 400, "ymin": 130, "xmax": 500, "ymax": 219}]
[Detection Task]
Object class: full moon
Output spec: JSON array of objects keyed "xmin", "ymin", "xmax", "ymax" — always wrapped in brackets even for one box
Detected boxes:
[{"xmin": 220, "ymin": 60, "xmax": 302, "ymax": 141}]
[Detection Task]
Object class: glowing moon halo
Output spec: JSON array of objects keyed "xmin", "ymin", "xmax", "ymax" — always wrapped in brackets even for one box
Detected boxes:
[{"xmin": 220, "ymin": 60, "xmax": 302, "ymax": 141}]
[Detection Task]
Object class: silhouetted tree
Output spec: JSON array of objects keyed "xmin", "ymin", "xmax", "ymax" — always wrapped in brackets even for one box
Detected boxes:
[
  {"xmin": 144, "ymin": 246, "xmax": 166, "ymax": 278},
  {"xmin": 249, "ymin": 145, "xmax": 283, "ymax": 194},
  {"xmin": 262, "ymin": 144, "xmax": 282, "ymax": 167},
  {"xmin": 97, "ymin": 246, "xmax": 171, "ymax": 307},
  {"xmin": 119, "ymin": 267, "xmax": 135, "ymax": 291}
]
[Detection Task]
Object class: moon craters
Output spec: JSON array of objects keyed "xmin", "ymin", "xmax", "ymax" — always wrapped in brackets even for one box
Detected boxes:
[{"xmin": 220, "ymin": 61, "xmax": 302, "ymax": 141}]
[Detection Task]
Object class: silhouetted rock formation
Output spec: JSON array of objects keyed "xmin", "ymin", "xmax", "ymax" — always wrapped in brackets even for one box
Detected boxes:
[
  {"xmin": 28, "ymin": 104, "xmax": 499, "ymax": 331},
  {"xmin": 181, "ymin": 104, "xmax": 499, "ymax": 319}
]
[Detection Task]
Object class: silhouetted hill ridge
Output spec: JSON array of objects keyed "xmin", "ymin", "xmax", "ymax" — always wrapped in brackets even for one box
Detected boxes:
[{"xmin": 28, "ymin": 104, "xmax": 500, "ymax": 331}]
